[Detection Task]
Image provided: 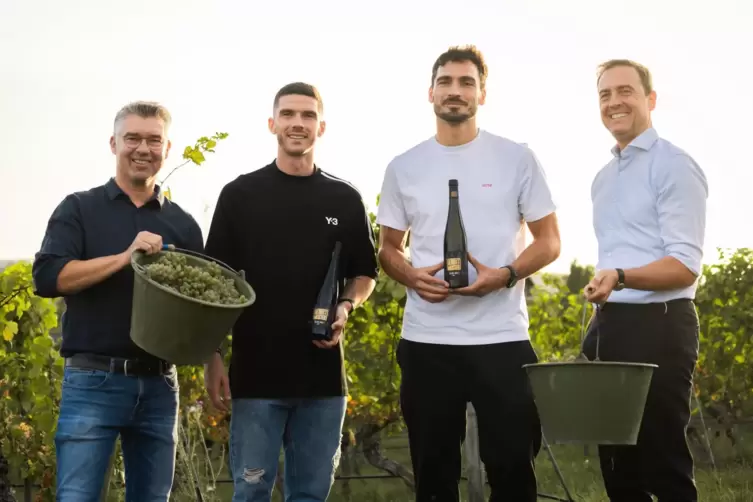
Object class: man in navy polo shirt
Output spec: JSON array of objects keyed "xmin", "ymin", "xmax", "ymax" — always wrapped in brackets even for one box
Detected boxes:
[{"xmin": 32, "ymin": 101, "xmax": 204, "ymax": 501}]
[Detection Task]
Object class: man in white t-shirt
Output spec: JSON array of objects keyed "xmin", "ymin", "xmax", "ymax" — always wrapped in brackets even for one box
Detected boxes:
[{"xmin": 376, "ymin": 45, "xmax": 562, "ymax": 502}]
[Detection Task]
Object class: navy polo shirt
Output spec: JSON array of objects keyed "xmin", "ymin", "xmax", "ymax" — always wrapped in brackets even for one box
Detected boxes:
[{"xmin": 32, "ymin": 178, "xmax": 205, "ymax": 361}]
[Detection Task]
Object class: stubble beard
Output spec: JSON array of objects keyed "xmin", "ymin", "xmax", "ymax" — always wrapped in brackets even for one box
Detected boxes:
[
  {"xmin": 278, "ymin": 134, "xmax": 313, "ymax": 157},
  {"xmin": 435, "ymin": 104, "xmax": 476, "ymax": 125}
]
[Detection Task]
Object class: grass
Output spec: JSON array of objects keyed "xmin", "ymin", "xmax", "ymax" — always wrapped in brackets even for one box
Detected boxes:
[
  {"xmin": 182, "ymin": 428, "xmax": 753, "ymax": 502},
  {"xmin": 12, "ymin": 426, "xmax": 753, "ymax": 501}
]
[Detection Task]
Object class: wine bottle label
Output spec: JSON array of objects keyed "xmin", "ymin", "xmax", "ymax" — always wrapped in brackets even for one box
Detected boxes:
[
  {"xmin": 313, "ymin": 308, "xmax": 329, "ymax": 322},
  {"xmin": 450, "ymin": 191, "xmax": 458, "ymax": 198},
  {"xmin": 446, "ymin": 257, "xmax": 462, "ymax": 272}
]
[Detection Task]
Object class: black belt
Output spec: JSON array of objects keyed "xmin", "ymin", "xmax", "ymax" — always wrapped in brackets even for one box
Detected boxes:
[
  {"xmin": 601, "ymin": 298, "xmax": 693, "ymax": 312},
  {"xmin": 65, "ymin": 353, "xmax": 174, "ymax": 377}
]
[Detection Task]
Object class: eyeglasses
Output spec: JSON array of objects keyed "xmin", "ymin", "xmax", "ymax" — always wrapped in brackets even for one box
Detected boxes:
[{"xmin": 123, "ymin": 135, "xmax": 164, "ymax": 150}]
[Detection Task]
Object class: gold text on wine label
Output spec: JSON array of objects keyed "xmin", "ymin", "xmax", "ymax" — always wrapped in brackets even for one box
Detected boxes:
[
  {"xmin": 446, "ymin": 258, "xmax": 462, "ymax": 272},
  {"xmin": 313, "ymin": 308, "xmax": 329, "ymax": 322}
]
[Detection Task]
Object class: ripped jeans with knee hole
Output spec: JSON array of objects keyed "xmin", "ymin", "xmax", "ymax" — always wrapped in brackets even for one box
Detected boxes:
[{"xmin": 229, "ymin": 397, "xmax": 346, "ymax": 502}]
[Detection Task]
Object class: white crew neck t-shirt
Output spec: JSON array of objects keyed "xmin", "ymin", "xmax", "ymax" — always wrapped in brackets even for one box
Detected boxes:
[{"xmin": 376, "ymin": 129, "xmax": 557, "ymax": 346}]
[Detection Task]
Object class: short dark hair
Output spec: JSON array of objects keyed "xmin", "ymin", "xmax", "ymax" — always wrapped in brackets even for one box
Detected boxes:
[
  {"xmin": 596, "ymin": 59, "xmax": 653, "ymax": 95},
  {"xmin": 273, "ymin": 82, "xmax": 324, "ymax": 114},
  {"xmin": 431, "ymin": 45, "xmax": 488, "ymax": 90},
  {"xmin": 113, "ymin": 101, "xmax": 172, "ymax": 133}
]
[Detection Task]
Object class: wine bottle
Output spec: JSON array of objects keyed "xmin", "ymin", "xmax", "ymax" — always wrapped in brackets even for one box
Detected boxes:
[
  {"xmin": 312, "ymin": 241, "xmax": 342, "ymax": 341},
  {"xmin": 444, "ymin": 179, "xmax": 469, "ymax": 288}
]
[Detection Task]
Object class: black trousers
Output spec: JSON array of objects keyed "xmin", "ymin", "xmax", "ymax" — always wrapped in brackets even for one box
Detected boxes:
[
  {"xmin": 583, "ymin": 299, "xmax": 700, "ymax": 502},
  {"xmin": 397, "ymin": 338, "xmax": 542, "ymax": 502}
]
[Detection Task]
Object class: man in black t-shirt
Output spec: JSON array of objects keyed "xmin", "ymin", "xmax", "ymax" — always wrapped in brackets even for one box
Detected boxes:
[{"xmin": 203, "ymin": 82, "xmax": 378, "ymax": 501}]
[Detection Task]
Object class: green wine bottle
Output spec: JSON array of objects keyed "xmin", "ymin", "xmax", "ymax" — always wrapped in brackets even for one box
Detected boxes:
[
  {"xmin": 312, "ymin": 241, "xmax": 342, "ymax": 341},
  {"xmin": 444, "ymin": 179, "xmax": 469, "ymax": 288}
]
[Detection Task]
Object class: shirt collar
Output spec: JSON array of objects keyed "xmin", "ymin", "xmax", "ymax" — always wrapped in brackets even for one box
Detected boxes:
[
  {"xmin": 105, "ymin": 177, "xmax": 166, "ymax": 208},
  {"xmin": 611, "ymin": 127, "xmax": 659, "ymax": 158}
]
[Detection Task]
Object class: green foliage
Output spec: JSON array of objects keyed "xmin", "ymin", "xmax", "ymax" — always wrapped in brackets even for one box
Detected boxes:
[
  {"xmin": 0, "ymin": 262, "xmax": 61, "ymax": 500},
  {"xmin": 566, "ymin": 261, "xmax": 594, "ymax": 295},
  {"xmin": 181, "ymin": 133, "xmax": 229, "ymax": 167},
  {"xmin": 160, "ymin": 132, "xmax": 229, "ymax": 190},
  {"xmin": 527, "ymin": 261, "xmax": 598, "ymax": 363},
  {"xmin": 694, "ymin": 248, "xmax": 753, "ymax": 418},
  {"xmin": 528, "ymin": 273, "xmax": 592, "ymax": 362},
  {"xmin": 342, "ymin": 203, "xmax": 406, "ymax": 437},
  {"xmin": 344, "ymin": 273, "xmax": 405, "ymax": 433}
]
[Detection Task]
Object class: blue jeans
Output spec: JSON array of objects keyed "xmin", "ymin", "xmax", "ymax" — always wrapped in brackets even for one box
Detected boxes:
[
  {"xmin": 229, "ymin": 397, "xmax": 347, "ymax": 502},
  {"xmin": 54, "ymin": 365, "xmax": 179, "ymax": 502}
]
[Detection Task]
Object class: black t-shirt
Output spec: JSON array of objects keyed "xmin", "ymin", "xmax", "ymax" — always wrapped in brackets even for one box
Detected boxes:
[{"xmin": 204, "ymin": 161, "xmax": 379, "ymax": 399}]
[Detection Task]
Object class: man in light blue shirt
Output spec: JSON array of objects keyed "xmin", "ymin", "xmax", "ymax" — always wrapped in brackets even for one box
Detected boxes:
[{"xmin": 584, "ymin": 59, "xmax": 708, "ymax": 502}]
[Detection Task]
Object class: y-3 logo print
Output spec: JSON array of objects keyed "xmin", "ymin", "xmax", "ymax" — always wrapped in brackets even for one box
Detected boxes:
[{"xmin": 325, "ymin": 217, "xmax": 338, "ymax": 226}]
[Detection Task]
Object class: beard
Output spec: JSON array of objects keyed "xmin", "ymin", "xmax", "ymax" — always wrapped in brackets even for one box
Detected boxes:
[{"xmin": 434, "ymin": 102, "xmax": 476, "ymax": 124}]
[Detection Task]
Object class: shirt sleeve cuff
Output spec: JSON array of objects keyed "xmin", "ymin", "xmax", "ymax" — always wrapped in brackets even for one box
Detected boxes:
[
  {"xmin": 32, "ymin": 254, "xmax": 74, "ymax": 298},
  {"xmin": 347, "ymin": 265, "xmax": 380, "ymax": 280},
  {"xmin": 523, "ymin": 203, "xmax": 557, "ymax": 224},
  {"xmin": 375, "ymin": 214, "xmax": 409, "ymax": 232},
  {"xmin": 667, "ymin": 246, "xmax": 703, "ymax": 276}
]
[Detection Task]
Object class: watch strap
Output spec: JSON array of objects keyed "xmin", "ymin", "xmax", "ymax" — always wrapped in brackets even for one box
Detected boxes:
[
  {"xmin": 615, "ymin": 268, "xmax": 625, "ymax": 290},
  {"xmin": 339, "ymin": 298, "xmax": 356, "ymax": 312},
  {"xmin": 501, "ymin": 265, "xmax": 518, "ymax": 288}
]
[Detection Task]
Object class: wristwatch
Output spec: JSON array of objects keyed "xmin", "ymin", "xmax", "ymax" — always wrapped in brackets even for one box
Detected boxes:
[
  {"xmin": 614, "ymin": 268, "xmax": 626, "ymax": 291},
  {"xmin": 501, "ymin": 265, "xmax": 518, "ymax": 288},
  {"xmin": 339, "ymin": 298, "xmax": 356, "ymax": 313}
]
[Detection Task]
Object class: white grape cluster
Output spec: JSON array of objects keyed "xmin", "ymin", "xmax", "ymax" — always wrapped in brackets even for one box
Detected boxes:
[{"xmin": 143, "ymin": 252, "xmax": 247, "ymax": 305}]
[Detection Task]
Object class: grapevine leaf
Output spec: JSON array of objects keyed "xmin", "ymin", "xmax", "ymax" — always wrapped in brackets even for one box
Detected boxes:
[{"xmin": 3, "ymin": 321, "xmax": 18, "ymax": 341}]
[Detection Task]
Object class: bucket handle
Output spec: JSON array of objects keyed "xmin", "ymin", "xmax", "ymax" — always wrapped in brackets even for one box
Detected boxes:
[
  {"xmin": 578, "ymin": 298, "xmax": 602, "ymax": 361},
  {"xmin": 131, "ymin": 244, "xmax": 246, "ymax": 281}
]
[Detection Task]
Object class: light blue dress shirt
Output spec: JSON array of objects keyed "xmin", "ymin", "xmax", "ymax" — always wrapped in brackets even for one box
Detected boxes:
[{"xmin": 591, "ymin": 127, "xmax": 708, "ymax": 304}]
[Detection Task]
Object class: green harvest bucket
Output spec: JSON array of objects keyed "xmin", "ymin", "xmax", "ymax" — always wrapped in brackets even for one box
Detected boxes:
[
  {"xmin": 523, "ymin": 302, "xmax": 658, "ymax": 445},
  {"xmin": 129, "ymin": 246, "xmax": 256, "ymax": 365},
  {"xmin": 523, "ymin": 360, "xmax": 657, "ymax": 445}
]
